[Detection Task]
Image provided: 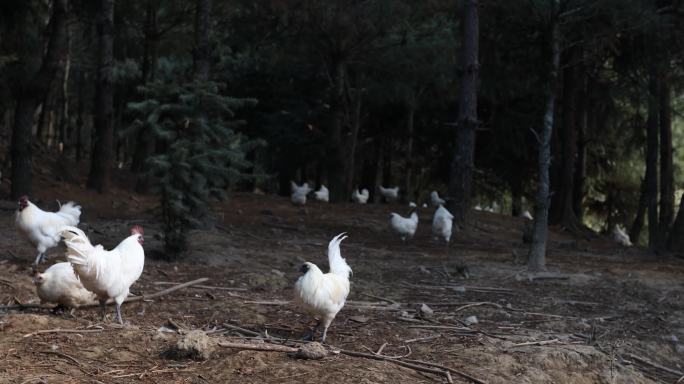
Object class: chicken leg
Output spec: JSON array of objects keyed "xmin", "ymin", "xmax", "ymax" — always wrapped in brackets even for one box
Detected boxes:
[
  {"xmin": 302, "ymin": 319, "xmax": 320, "ymax": 341},
  {"xmin": 320, "ymin": 318, "xmax": 333, "ymax": 343},
  {"xmin": 115, "ymin": 303, "xmax": 123, "ymax": 325},
  {"xmin": 99, "ymin": 299, "xmax": 107, "ymax": 321},
  {"xmin": 34, "ymin": 252, "xmax": 46, "ymax": 266}
]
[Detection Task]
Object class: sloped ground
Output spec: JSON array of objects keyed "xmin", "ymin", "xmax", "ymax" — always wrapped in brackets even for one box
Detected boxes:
[{"xmin": 1, "ymin": 174, "xmax": 683, "ymax": 383}]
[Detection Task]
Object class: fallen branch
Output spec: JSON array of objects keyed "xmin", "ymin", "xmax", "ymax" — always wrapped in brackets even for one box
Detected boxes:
[
  {"xmin": 452, "ymin": 302, "xmax": 502, "ymax": 313},
  {"xmin": 218, "ymin": 341, "xmax": 298, "ymax": 353},
  {"xmin": 338, "ymin": 348, "xmax": 453, "ymax": 383},
  {"xmin": 24, "ymin": 328, "xmax": 105, "ymax": 338},
  {"xmin": 404, "ymin": 335, "xmax": 441, "ymax": 343},
  {"xmin": 222, "ymin": 323, "xmax": 262, "ymax": 337},
  {"xmin": 402, "ymin": 358, "xmax": 488, "ymax": 384},
  {"xmin": 81, "ymin": 278, "xmax": 210, "ymax": 307},
  {"xmin": 625, "ymin": 353, "xmax": 684, "ymax": 377},
  {"xmin": 152, "ymin": 281, "xmax": 246, "ymax": 291},
  {"xmin": 40, "ymin": 350, "xmax": 82, "ymax": 366},
  {"xmin": 510, "ymin": 339, "xmax": 560, "ymax": 347}
]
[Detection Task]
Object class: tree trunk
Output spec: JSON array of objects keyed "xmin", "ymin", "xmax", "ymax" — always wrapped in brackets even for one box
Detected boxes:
[
  {"xmin": 629, "ymin": 178, "xmax": 647, "ymax": 245},
  {"xmin": 344, "ymin": 86, "xmax": 363, "ymax": 194},
  {"xmin": 573, "ymin": 73, "xmax": 588, "ymax": 222},
  {"xmin": 75, "ymin": 70, "xmax": 85, "ymax": 161},
  {"xmin": 87, "ymin": 0, "xmax": 115, "ymax": 193},
  {"xmin": 510, "ymin": 175, "xmax": 523, "ymax": 216},
  {"xmin": 551, "ymin": 50, "xmax": 580, "ymax": 228},
  {"xmin": 645, "ymin": 64, "xmax": 659, "ymax": 253},
  {"xmin": 447, "ymin": 0, "xmax": 479, "ymax": 224},
  {"xmin": 669, "ymin": 194, "xmax": 684, "ymax": 252},
  {"xmin": 327, "ymin": 61, "xmax": 348, "ymax": 202},
  {"xmin": 404, "ymin": 104, "xmax": 416, "ymax": 202},
  {"xmin": 193, "ymin": 0, "xmax": 212, "ymax": 82},
  {"xmin": 527, "ymin": 16, "xmax": 560, "ymax": 272},
  {"xmin": 658, "ymin": 75, "xmax": 674, "ymax": 250},
  {"xmin": 10, "ymin": 0, "xmax": 69, "ymax": 199}
]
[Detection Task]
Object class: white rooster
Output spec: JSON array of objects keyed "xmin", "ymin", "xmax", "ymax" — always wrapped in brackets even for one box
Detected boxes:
[
  {"xmin": 33, "ymin": 262, "xmax": 96, "ymax": 310},
  {"xmin": 432, "ymin": 205, "xmax": 454, "ymax": 243},
  {"xmin": 430, "ymin": 191, "xmax": 446, "ymax": 206},
  {"xmin": 389, "ymin": 211, "xmax": 418, "ymax": 242},
  {"xmin": 61, "ymin": 226, "xmax": 145, "ymax": 324},
  {"xmin": 291, "ymin": 181, "xmax": 312, "ymax": 206},
  {"xmin": 379, "ymin": 186, "xmax": 399, "ymax": 202},
  {"xmin": 15, "ymin": 196, "xmax": 81, "ymax": 265},
  {"xmin": 612, "ymin": 225, "xmax": 632, "ymax": 247},
  {"xmin": 519, "ymin": 210, "xmax": 534, "ymax": 220},
  {"xmin": 313, "ymin": 185, "xmax": 329, "ymax": 203},
  {"xmin": 351, "ymin": 188, "xmax": 369, "ymax": 204},
  {"xmin": 294, "ymin": 233, "xmax": 351, "ymax": 342}
]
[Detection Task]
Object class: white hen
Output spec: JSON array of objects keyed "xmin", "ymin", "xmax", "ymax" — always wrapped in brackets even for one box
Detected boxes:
[
  {"xmin": 389, "ymin": 211, "xmax": 418, "ymax": 242},
  {"xmin": 432, "ymin": 205, "xmax": 454, "ymax": 243},
  {"xmin": 61, "ymin": 226, "xmax": 145, "ymax": 324},
  {"xmin": 612, "ymin": 225, "xmax": 632, "ymax": 247},
  {"xmin": 379, "ymin": 186, "xmax": 399, "ymax": 202},
  {"xmin": 291, "ymin": 181, "xmax": 312, "ymax": 206},
  {"xmin": 313, "ymin": 185, "xmax": 329, "ymax": 203},
  {"xmin": 430, "ymin": 191, "xmax": 446, "ymax": 206},
  {"xmin": 351, "ymin": 188, "xmax": 369, "ymax": 204},
  {"xmin": 33, "ymin": 262, "xmax": 96, "ymax": 309},
  {"xmin": 519, "ymin": 210, "xmax": 534, "ymax": 220},
  {"xmin": 16, "ymin": 196, "xmax": 81, "ymax": 265},
  {"xmin": 294, "ymin": 233, "xmax": 351, "ymax": 342}
]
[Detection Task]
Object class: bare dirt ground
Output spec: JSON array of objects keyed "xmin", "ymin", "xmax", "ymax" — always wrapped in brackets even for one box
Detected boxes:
[{"xmin": 1, "ymin": 170, "xmax": 684, "ymax": 383}]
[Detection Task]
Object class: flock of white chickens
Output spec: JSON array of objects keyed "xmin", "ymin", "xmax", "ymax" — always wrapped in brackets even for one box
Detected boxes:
[
  {"xmin": 292, "ymin": 182, "xmax": 456, "ymax": 245},
  {"xmin": 11, "ymin": 186, "xmax": 632, "ymax": 343}
]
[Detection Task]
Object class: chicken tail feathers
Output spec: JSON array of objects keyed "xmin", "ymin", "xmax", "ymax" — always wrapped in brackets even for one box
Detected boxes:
[
  {"xmin": 328, "ymin": 233, "xmax": 351, "ymax": 278},
  {"xmin": 61, "ymin": 226, "xmax": 101, "ymax": 279},
  {"xmin": 57, "ymin": 202, "xmax": 81, "ymax": 226}
]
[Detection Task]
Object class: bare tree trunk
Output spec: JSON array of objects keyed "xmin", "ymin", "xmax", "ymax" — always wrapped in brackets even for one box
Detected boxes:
[
  {"xmin": 404, "ymin": 104, "xmax": 415, "ymax": 202},
  {"xmin": 645, "ymin": 64, "xmax": 659, "ymax": 253},
  {"xmin": 669, "ymin": 194, "xmax": 684, "ymax": 252},
  {"xmin": 344, "ymin": 86, "xmax": 363, "ymax": 194},
  {"xmin": 87, "ymin": 0, "xmax": 115, "ymax": 192},
  {"xmin": 573, "ymin": 72, "xmax": 588, "ymax": 222},
  {"xmin": 75, "ymin": 70, "xmax": 85, "ymax": 161},
  {"xmin": 528, "ymin": 15, "xmax": 560, "ymax": 272},
  {"xmin": 447, "ymin": 0, "xmax": 479, "ymax": 224},
  {"xmin": 10, "ymin": 0, "xmax": 69, "ymax": 198},
  {"xmin": 327, "ymin": 61, "xmax": 348, "ymax": 202},
  {"xmin": 193, "ymin": 0, "xmax": 211, "ymax": 82},
  {"xmin": 658, "ymin": 75, "xmax": 674, "ymax": 249},
  {"xmin": 629, "ymin": 177, "xmax": 647, "ymax": 245}
]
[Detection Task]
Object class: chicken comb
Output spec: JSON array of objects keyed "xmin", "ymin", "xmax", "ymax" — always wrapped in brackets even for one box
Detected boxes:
[
  {"xmin": 130, "ymin": 225, "xmax": 144, "ymax": 235},
  {"xmin": 18, "ymin": 195, "xmax": 28, "ymax": 202}
]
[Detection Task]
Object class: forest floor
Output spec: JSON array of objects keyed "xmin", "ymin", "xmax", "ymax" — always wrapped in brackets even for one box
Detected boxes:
[{"xmin": 1, "ymin": 167, "xmax": 684, "ymax": 383}]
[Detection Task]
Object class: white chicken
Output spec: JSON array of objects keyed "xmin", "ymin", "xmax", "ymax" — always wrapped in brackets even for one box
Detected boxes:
[
  {"xmin": 612, "ymin": 225, "xmax": 632, "ymax": 247},
  {"xmin": 313, "ymin": 185, "xmax": 329, "ymax": 203},
  {"xmin": 430, "ymin": 191, "xmax": 446, "ymax": 206},
  {"xmin": 432, "ymin": 205, "xmax": 454, "ymax": 243},
  {"xmin": 389, "ymin": 211, "xmax": 418, "ymax": 242},
  {"xmin": 409, "ymin": 201, "xmax": 417, "ymax": 208},
  {"xmin": 15, "ymin": 196, "xmax": 81, "ymax": 265},
  {"xmin": 379, "ymin": 186, "xmax": 399, "ymax": 202},
  {"xmin": 290, "ymin": 181, "xmax": 312, "ymax": 206},
  {"xmin": 519, "ymin": 210, "xmax": 534, "ymax": 220},
  {"xmin": 61, "ymin": 225, "xmax": 145, "ymax": 324},
  {"xmin": 33, "ymin": 262, "xmax": 96, "ymax": 310},
  {"xmin": 294, "ymin": 233, "xmax": 352, "ymax": 342},
  {"xmin": 351, "ymin": 188, "xmax": 369, "ymax": 204}
]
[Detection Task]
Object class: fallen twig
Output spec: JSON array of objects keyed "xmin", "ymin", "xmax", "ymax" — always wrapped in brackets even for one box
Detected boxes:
[
  {"xmin": 24, "ymin": 328, "xmax": 105, "ymax": 338},
  {"xmin": 625, "ymin": 352, "xmax": 684, "ymax": 377},
  {"xmin": 338, "ymin": 348, "xmax": 456, "ymax": 383},
  {"xmin": 152, "ymin": 281, "xmax": 246, "ymax": 291},
  {"xmin": 510, "ymin": 339, "xmax": 560, "ymax": 347},
  {"xmin": 40, "ymin": 350, "xmax": 82, "ymax": 366},
  {"xmin": 402, "ymin": 358, "xmax": 488, "ymax": 384},
  {"xmin": 218, "ymin": 341, "xmax": 298, "ymax": 352},
  {"xmin": 404, "ymin": 334, "xmax": 441, "ymax": 343},
  {"xmin": 222, "ymin": 323, "xmax": 262, "ymax": 337},
  {"xmin": 81, "ymin": 278, "xmax": 210, "ymax": 307},
  {"xmin": 452, "ymin": 302, "xmax": 502, "ymax": 313}
]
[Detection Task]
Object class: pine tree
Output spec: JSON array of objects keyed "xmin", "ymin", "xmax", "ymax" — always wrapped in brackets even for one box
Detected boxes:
[{"xmin": 127, "ymin": 59, "xmax": 261, "ymax": 256}]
